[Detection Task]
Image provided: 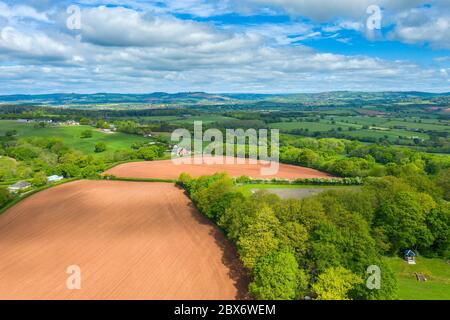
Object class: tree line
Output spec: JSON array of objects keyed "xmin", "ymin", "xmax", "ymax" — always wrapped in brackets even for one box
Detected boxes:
[
  {"xmin": 280, "ymin": 137, "xmax": 450, "ymax": 179},
  {"xmin": 178, "ymin": 168, "xmax": 449, "ymax": 300}
]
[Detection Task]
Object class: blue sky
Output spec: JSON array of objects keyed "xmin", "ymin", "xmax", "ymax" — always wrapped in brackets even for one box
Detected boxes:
[{"xmin": 0, "ymin": 0, "xmax": 449, "ymax": 94}]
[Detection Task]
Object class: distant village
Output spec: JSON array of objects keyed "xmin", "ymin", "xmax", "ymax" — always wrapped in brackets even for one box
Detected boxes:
[{"xmin": 171, "ymin": 145, "xmax": 191, "ymax": 157}]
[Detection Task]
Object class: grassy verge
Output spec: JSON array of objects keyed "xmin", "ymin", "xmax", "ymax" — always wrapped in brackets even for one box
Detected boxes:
[
  {"xmin": 102, "ymin": 155, "xmax": 172, "ymax": 172},
  {"xmin": 102, "ymin": 159, "xmax": 148, "ymax": 171},
  {"xmin": 384, "ymin": 257, "xmax": 450, "ymax": 300},
  {"xmin": 102, "ymin": 175, "xmax": 177, "ymax": 184}
]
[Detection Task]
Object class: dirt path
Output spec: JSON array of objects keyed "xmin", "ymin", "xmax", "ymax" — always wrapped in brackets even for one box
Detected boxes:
[
  {"xmin": 0, "ymin": 180, "xmax": 247, "ymax": 300},
  {"xmin": 106, "ymin": 157, "xmax": 332, "ymax": 180}
]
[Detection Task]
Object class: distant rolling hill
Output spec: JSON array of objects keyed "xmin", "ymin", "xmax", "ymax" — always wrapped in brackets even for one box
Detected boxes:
[
  {"xmin": 0, "ymin": 91, "xmax": 448, "ymax": 109},
  {"xmin": 0, "ymin": 92, "xmax": 235, "ymax": 106}
]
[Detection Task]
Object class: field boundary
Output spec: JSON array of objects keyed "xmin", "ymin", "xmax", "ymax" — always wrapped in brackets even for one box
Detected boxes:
[
  {"xmin": 102, "ymin": 159, "xmax": 166, "ymax": 172},
  {"xmin": 235, "ymin": 176, "xmax": 364, "ymax": 186},
  {"xmin": 102, "ymin": 175, "xmax": 177, "ymax": 183},
  {"xmin": 0, "ymin": 178, "xmax": 79, "ymax": 216}
]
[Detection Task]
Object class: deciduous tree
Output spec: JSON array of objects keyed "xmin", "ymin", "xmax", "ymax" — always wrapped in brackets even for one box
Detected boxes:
[{"xmin": 250, "ymin": 248, "xmax": 308, "ymax": 300}]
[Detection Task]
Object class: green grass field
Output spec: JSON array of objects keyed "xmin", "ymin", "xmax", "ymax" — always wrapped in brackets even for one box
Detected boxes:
[
  {"xmin": 385, "ymin": 257, "xmax": 450, "ymax": 300},
  {"xmin": 170, "ymin": 115, "xmax": 236, "ymax": 124},
  {"xmin": 139, "ymin": 116, "xmax": 182, "ymax": 122},
  {"xmin": 346, "ymin": 128, "xmax": 429, "ymax": 141},
  {"xmin": 139, "ymin": 114, "xmax": 236, "ymax": 125},
  {"xmin": 269, "ymin": 121, "xmax": 345, "ymax": 132},
  {"xmin": 0, "ymin": 120, "xmax": 148, "ymax": 155},
  {"xmin": 331, "ymin": 115, "xmax": 388, "ymax": 126},
  {"xmin": 270, "ymin": 119, "xmax": 432, "ymax": 142},
  {"xmin": 383, "ymin": 120, "xmax": 449, "ymax": 132},
  {"xmin": 236, "ymin": 184, "xmax": 357, "ymax": 197},
  {"xmin": 329, "ymin": 116, "xmax": 449, "ymax": 132}
]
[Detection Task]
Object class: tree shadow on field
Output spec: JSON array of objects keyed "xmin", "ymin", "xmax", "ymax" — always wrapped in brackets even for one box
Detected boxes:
[{"xmin": 178, "ymin": 186, "xmax": 251, "ymax": 300}]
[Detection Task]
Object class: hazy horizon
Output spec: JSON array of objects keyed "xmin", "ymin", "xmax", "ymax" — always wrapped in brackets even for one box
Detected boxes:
[{"xmin": 1, "ymin": 90, "xmax": 449, "ymax": 97}]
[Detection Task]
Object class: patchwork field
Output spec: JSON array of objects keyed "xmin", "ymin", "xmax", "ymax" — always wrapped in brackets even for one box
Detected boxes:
[
  {"xmin": 0, "ymin": 180, "xmax": 247, "ymax": 300},
  {"xmin": 0, "ymin": 120, "xmax": 148, "ymax": 155},
  {"xmin": 105, "ymin": 157, "xmax": 333, "ymax": 180},
  {"xmin": 269, "ymin": 119, "xmax": 432, "ymax": 142}
]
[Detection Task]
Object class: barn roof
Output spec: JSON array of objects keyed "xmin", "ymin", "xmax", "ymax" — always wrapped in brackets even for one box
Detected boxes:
[{"xmin": 9, "ymin": 181, "xmax": 31, "ymax": 189}]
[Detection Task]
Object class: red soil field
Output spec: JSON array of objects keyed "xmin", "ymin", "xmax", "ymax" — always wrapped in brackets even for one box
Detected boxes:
[
  {"xmin": 106, "ymin": 156, "xmax": 332, "ymax": 180},
  {"xmin": 0, "ymin": 180, "xmax": 247, "ymax": 300}
]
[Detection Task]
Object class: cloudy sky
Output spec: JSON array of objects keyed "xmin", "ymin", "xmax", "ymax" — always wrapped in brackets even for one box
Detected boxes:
[{"xmin": 0, "ymin": 0, "xmax": 449, "ymax": 94}]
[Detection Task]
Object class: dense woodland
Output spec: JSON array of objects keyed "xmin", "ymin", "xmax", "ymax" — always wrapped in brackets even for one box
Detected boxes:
[
  {"xmin": 175, "ymin": 124, "xmax": 449, "ymax": 300},
  {"xmin": 279, "ymin": 136, "xmax": 450, "ymax": 179},
  {"xmin": 178, "ymin": 167, "xmax": 449, "ymax": 300}
]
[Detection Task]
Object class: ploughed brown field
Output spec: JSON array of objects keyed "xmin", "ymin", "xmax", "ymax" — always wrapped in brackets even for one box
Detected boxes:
[
  {"xmin": 0, "ymin": 180, "xmax": 247, "ymax": 300},
  {"xmin": 106, "ymin": 157, "xmax": 332, "ymax": 180}
]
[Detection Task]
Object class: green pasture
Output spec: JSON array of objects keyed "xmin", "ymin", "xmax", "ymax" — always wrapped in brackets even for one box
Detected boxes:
[
  {"xmin": 236, "ymin": 183, "xmax": 357, "ymax": 197},
  {"xmin": 385, "ymin": 257, "xmax": 450, "ymax": 300},
  {"xmin": 0, "ymin": 120, "xmax": 148, "ymax": 155}
]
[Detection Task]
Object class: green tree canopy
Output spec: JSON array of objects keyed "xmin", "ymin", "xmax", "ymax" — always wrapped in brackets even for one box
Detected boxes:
[
  {"xmin": 32, "ymin": 172, "xmax": 48, "ymax": 187},
  {"xmin": 0, "ymin": 187, "xmax": 11, "ymax": 207},
  {"xmin": 376, "ymin": 191, "xmax": 436, "ymax": 253},
  {"xmin": 238, "ymin": 206, "xmax": 280, "ymax": 269},
  {"xmin": 312, "ymin": 266, "xmax": 362, "ymax": 300},
  {"xmin": 94, "ymin": 142, "xmax": 107, "ymax": 153},
  {"xmin": 250, "ymin": 248, "xmax": 308, "ymax": 300},
  {"xmin": 80, "ymin": 130, "xmax": 93, "ymax": 139}
]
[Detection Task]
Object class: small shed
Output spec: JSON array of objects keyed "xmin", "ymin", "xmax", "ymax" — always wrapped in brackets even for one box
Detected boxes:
[
  {"xmin": 405, "ymin": 250, "xmax": 417, "ymax": 265},
  {"xmin": 8, "ymin": 181, "xmax": 31, "ymax": 193}
]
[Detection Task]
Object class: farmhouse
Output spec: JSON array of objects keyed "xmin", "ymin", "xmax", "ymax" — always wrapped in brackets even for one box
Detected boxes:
[
  {"xmin": 8, "ymin": 181, "xmax": 31, "ymax": 193},
  {"xmin": 172, "ymin": 145, "xmax": 191, "ymax": 157}
]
